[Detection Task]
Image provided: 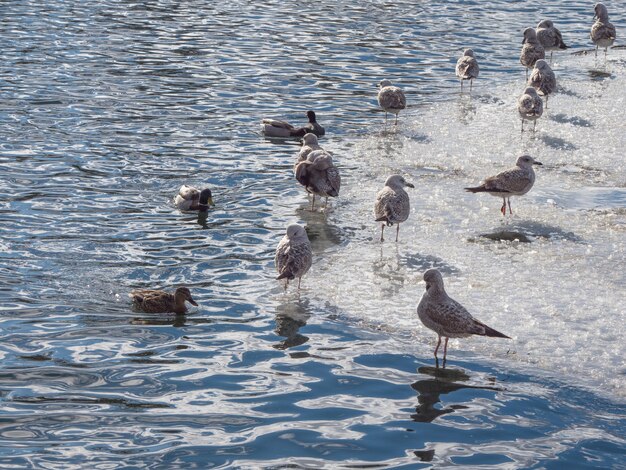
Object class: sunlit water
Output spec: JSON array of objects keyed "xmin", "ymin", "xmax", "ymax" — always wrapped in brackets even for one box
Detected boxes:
[{"xmin": 0, "ymin": 0, "xmax": 624, "ymax": 468}]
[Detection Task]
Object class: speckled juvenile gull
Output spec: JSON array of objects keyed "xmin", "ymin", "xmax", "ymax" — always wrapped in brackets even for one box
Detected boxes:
[
  {"xmin": 417, "ymin": 269, "xmax": 510, "ymax": 365},
  {"xmin": 528, "ymin": 59, "xmax": 556, "ymax": 108},
  {"xmin": 295, "ymin": 150, "xmax": 341, "ymax": 211},
  {"xmin": 520, "ymin": 28, "xmax": 545, "ymax": 79},
  {"xmin": 295, "ymin": 133, "xmax": 323, "ymax": 168},
  {"xmin": 517, "ymin": 86, "xmax": 544, "ymax": 132},
  {"xmin": 591, "ymin": 3, "xmax": 616, "ymax": 58},
  {"xmin": 465, "ymin": 155, "xmax": 542, "ymax": 216},
  {"xmin": 377, "ymin": 79, "xmax": 406, "ymax": 126},
  {"xmin": 275, "ymin": 224, "xmax": 312, "ymax": 290},
  {"xmin": 455, "ymin": 49, "xmax": 480, "ymax": 91},
  {"xmin": 374, "ymin": 174, "xmax": 414, "ymax": 242},
  {"xmin": 536, "ymin": 20, "xmax": 568, "ymax": 63},
  {"xmin": 261, "ymin": 110, "xmax": 325, "ymax": 138}
]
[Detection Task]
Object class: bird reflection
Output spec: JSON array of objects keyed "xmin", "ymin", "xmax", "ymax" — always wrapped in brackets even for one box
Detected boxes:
[
  {"xmin": 457, "ymin": 94, "xmax": 477, "ymax": 125},
  {"xmin": 273, "ymin": 299, "xmax": 311, "ymax": 350},
  {"xmin": 130, "ymin": 314, "xmax": 187, "ymax": 328},
  {"xmin": 411, "ymin": 366, "xmax": 500, "ymax": 423}
]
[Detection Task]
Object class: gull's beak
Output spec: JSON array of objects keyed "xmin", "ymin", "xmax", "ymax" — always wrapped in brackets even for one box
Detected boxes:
[
  {"xmin": 406, "ymin": 182, "xmax": 415, "ymax": 188},
  {"xmin": 533, "ymin": 161, "xmax": 543, "ymax": 166}
]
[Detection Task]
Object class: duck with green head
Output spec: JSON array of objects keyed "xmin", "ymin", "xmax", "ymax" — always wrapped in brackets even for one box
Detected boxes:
[{"xmin": 174, "ymin": 185, "xmax": 215, "ymax": 211}]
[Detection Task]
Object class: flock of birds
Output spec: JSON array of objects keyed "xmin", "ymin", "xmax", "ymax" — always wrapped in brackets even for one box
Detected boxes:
[{"xmin": 130, "ymin": 3, "xmax": 618, "ymax": 365}]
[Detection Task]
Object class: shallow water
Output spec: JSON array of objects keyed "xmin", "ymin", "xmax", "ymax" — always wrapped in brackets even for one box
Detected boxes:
[{"xmin": 0, "ymin": 0, "xmax": 625, "ymax": 468}]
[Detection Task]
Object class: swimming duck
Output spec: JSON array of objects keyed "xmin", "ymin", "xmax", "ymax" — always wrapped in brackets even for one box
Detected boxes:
[
  {"xmin": 174, "ymin": 185, "xmax": 214, "ymax": 211},
  {"xmin": 129, "ymin": 287, "xmax": 198, "ymax": 314},
  {"xmin": 261, "ymin": 110, "xmax": 325, "ymax": 138}
]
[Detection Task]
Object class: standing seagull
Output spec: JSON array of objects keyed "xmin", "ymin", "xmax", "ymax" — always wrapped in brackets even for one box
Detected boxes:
[
  {"xmin": 275, "ymin": 224, "xmax": 312, "ymax": 290},
  {"xmin": 517, "ymin": 87, "xmax": 544, "ymax": 132},
  {"xmin": 374, "ymin": 175, "xmax": 414, "ymax": 242},
  {"xmin": 417, "ymin": 269, "xmax": 510, "ymax": 366},
  {"xmin": 465, "ymin": 155, "xmax": 542, "ymax": 216},
  {"xmin": 455, "ymin": 49, "xmax": 480, "ymax": 91},
  {"xmin": 528, "ymin": 59, "xmax": 556, "ymax": 108},
  {"xmin": 536, "ymin": 20, "xmax": 568, "ymax": 63},
  {"xmin": 294, "ymin": 150, "xmax": 341, "ymax": 211},
  {"xmin": 377, "ymin": 80, "xmax": 406, "ymax": 126},
  {"xmin": 520, "ymin": 28, "xmax": 545, "ymax": 79},
  {"xmin": 295, "ymin": 133, "xmax": 323, "ymax": 168},
  {"xmin": 591, "ymin": 3, "xmax": 616, "ymax": 59}
]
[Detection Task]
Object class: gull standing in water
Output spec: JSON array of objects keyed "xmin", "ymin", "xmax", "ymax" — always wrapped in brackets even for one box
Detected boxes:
[
  {"xmin": 295, "ymin": 133, "xmax": 323, "ymax": 168},
  {"xmin": 275, "ymin": 224, "xmax": 312, "ymax": 290},
  {"xmin": 536, "ymin": 20, "xmax": 568, "ymax": 63},
  {"xmin": 417, "ymin": 269, "xmax": 510, "ymax": 366},
  {"xmin": 295, "ymin": 150, "xmax": 341, "ymax": 211},
  {"xmin": 465, "ymin": 155, "xmax": 542, "ymax": 216},
  {"xmin": 520, "ymin": 28, "xmax": 545, "ymax": 79},
  {"xmin": 455, "ymin": 48, "xmax": 480, "ymax": 91},
  {"xmin": 528, "ymin": 59, "xmax": 556, "ymax": 108},
  {"xmin": 374, "ymin": 175, "xmax": 414, "ymax": 242},
  {"xmin": 377, "ymin": 80, "xmax": 406, "ymax": 126},
  {"xmin": 590, "ymin": 3, "xmax": 616, "ymax": 59},
  {"xmin": 517, "ymin": 87, "xmax": 544, "ymax": 132}
]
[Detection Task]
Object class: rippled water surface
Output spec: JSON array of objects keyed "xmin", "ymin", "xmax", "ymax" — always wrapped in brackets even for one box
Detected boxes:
[{"xmin": 1, "ymin": 0, "xmax": 625, "ymax": 468}]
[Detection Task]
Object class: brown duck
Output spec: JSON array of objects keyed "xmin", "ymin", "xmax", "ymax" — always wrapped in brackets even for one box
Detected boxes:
[{"xmin": 129, "ymin": 287, "xmax": 198, "ymax": 314}]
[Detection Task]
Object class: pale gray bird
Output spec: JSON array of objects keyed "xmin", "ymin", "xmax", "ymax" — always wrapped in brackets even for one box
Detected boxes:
[
  {"xmin": 536, "ymin": 20, "xmax": 568, "ymax": 63},
  {"xmin": 591, "ymin": 3, "xmax": 616, "ymax": 59},
  {"xmin": 417, "ymin": 269, "xmax": 510, "ymax": 365},
  {"xmin": 520, "ymin": 28, "xmax": 546, "ymax": 79},
  {"xmin": 528, "ymin": 59, "xmax": 556, "ymax": 108},
  {"xmin": 455, "ymin": 48, "xmax": 480, "ymax": 91},
  {"xmin": 465, "ymin": 155, "xmax": 543, "ymax": 216},
  {"xmin": 294, "ymin": 150, "xmax": 341, "ymax": 211},
  {"xmin": 517, "ymin": 86, "xmax": 544, "ymax": 132},
  {"xmin": 377, "ymin": 79, "xmax": 406, "ymax": 126},
  {"xmin": 374, "ymin": 175, "xmax": 414, "ymax": 242},
  {"xmin": 275, "ymin": 224, "xmax": 312, "ymax": 290},
  {"xmin": 295, "ymin": 133, "xmax": 323, "ymax": 168}
]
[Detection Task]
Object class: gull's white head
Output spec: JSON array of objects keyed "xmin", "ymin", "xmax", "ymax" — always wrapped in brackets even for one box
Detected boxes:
[
  {"xmin": 285, "ymin": 224, "xmax": 309, "ymax": 243},
  {"xmin": 537, "ymin": 19, "xmax": 553, "ymax": 29},
  {"xmin": 423, "ymin": 269, "xmax": 445, "ymax": 293},
  {"xmin": 594, "ymin": 3, "xmax": 609, "ymax": 21},
  {"xmin": 301, "ymin": 133, "xmax": 318, "ymax": 146},
  {"xmin": 523, "ymin": 86, "xmax": 540, "ymax": 96},
  {"xmin": 534, "ymin": 59, "xmax": 551, "ymax": 70},
  {"xmin": 522, "ymin": 27, "xmax": 538, "ymax": 43},
  {"xmin": 384, "ymin": 174, "xmax": 414, "ymax": 189},
  {"xmin": 463, "ymin": 48, "xmax": 475, "ymax": 57},
  {"xmin": 516, "ymin": 155, "xmax": 543, "ymax": 168},
  {"xmin": 378, "ymin": 79, "xmax": 393, "ymax": 88}
]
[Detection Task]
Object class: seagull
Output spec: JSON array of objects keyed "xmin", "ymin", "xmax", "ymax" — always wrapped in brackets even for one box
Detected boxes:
[
  {"xmin": 374, "ymin": 175, "xmax": 414, "ymax": 242},
  {"xmin": 417, "ymin": 269, "xmax": 510, "ymax": 366},
  {"xmin": 275, "ymin": 224, "xmax": 312, "ymax": 290},
  {"xmin": 591, "ymin": 3, "xmax": 616, "ymax": 59},
  {"xmin": 377, "ymin": 80, "xmax": 406, "ymax": 126},
  {"xmin": 294, "ymin": 150, "xmax": 341, "ymax": 211},
  {"xmin": 517, "ymin": 86, "xmax": 544, "ymax": 132},
  {"xmin": 261, "ymin": 110, "xmax": 325, "ymax": 138},
  {"xmin": 520, "ymin": 28, "xmax": 546, "ymax": 79},
  {"xmin": 295, "ymin": 133, "xmax": 323, "ymax": 168},
  {"xmin": 455, "ymin": 49, "xmax": 480, "ymax": 91},
  {"xmin": 465, "ymin": 155, "xmax": 542, "ymax": 216},
  {"xmin": 528, "ymin": 59, "xmax": 556, "ymax": 108},
  {"xmin": 536, "ymin": 20, "xmax": 568, "ymax": 63}
]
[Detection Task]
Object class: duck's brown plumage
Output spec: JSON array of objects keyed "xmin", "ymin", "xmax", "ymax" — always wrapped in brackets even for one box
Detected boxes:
[{"xmin": 130, "ymin": 287, "xmax": 198, "ymax": 314}]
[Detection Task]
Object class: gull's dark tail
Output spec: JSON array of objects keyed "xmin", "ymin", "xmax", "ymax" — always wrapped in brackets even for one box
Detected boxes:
[{"xmin": 477, "ymin": 320, "xmax": 511, "ymax": 339}]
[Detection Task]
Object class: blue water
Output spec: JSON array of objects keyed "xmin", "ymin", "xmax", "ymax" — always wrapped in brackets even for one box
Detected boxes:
[{"xmin": 1, "ymin": 0, "xmax": 625, "ymax": 468}]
